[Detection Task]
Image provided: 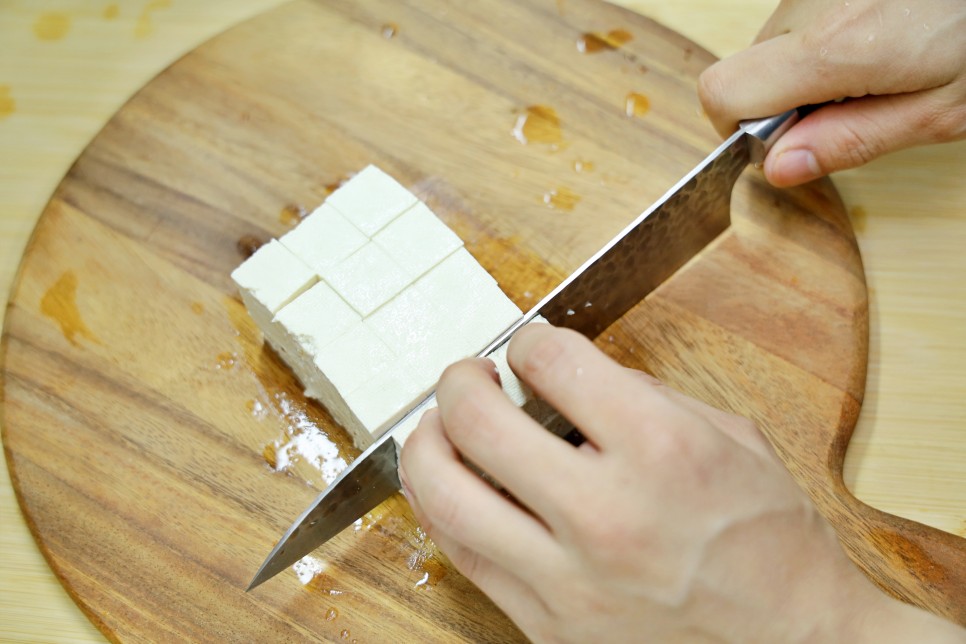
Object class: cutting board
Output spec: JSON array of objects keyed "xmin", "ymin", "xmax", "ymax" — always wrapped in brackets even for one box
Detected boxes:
[{"xmin": 2, "ymin": 0, "xmax": 963, "ymax": 640}]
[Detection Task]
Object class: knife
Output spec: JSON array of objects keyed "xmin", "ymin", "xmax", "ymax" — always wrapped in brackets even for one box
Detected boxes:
[{"xmin": 247, "ymin": 108, "xmax": 807, "ymax": 591}]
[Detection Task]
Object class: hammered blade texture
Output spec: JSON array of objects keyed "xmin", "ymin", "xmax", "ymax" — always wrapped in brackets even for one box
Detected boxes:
[
  {"xmin": 540, "ymin": 133, "xmax": 751, "ymax": 337},
  {"xmin": 248, "ymin": 437, "xmax": 400, "ymax": 589}
]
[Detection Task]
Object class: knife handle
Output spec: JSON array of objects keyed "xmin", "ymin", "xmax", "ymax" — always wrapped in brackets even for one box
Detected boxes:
[{"xmin": 739, "ymin": 103, "xmax": 827, "ymax": 164}]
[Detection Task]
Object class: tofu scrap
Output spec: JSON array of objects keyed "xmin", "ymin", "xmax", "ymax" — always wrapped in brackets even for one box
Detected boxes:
[{"xmin": 233, "ymin": 165, "xmax": 549, "ymax": 450}]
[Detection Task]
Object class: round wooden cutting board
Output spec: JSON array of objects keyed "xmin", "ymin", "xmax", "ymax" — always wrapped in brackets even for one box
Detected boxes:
[{"xmin": 2, "ymin": 0, "xmax": 963, "ymax": 640}]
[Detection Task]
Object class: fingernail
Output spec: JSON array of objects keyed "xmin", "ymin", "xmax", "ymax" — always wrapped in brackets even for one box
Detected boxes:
[
  {"xmin": 769, "ymin": 149, "xmax": 822, "ymax": 186},
  {"xmin": 398, "ymin": 467, "xmax": 414, "ymax": 503}
]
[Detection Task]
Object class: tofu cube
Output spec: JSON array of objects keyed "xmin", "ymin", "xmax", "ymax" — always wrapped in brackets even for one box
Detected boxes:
[
  {"xmin": 279, "ymin": 203, "xmax": 367, "ymax": 273},
  {"xmin": 273, "ymin": 282, "xmax": 360, "ymax": 390},
  {"xmin": 322, "ymin": 242, "xmax": 411, "ymax": 317},
  {"xmin": 367, "ymin": 249, "xmax": 522, "ymax": 378},
  {"xmin": 374, "ymin": 201, "xmax": 463, "ymax": 282},
  {"xmin": 231, "ymin": 239, "xmax": 317, "ymax": 333},
  {"xmin": 326, "ymin": 165, "xmax": 418, "ymax": 236}
]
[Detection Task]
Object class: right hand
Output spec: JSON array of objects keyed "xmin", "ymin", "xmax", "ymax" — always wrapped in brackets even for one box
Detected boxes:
[{"xmin": 698, "ymin": 0, "xmax": 966, "ymax": 187}]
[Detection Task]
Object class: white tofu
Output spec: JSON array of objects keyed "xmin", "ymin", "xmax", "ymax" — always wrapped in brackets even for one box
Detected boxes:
[
  {"xmin": 314, "ymin": 323, "xmax": 395, "ymax": 397},
  {"xmin": 230, "ymin": 239, "xmax": 317, "ymax": 333},
  {"xmin": 367, "ymin": 249, "xmax": 522, "ymax": 378},
  {"xmin": 326, "ymin": 165, "xmax": 418, "ymax": 236},
  {"xmin": 321, "ymin": 242, "xmax": 411, "ymax": 317},
  {"xmin": 279, "ymin": 203, "xmax": 367, "ymax": 273},
  {"xmin": 373, "ymin": 201, "xmax": 463, "ymax": 282},
  {"xmin": 390, "ymin": 317, "xmax": 557, "ymax": 449},
  {"xmin": 233, "ymin": 165, "xmax": 548, "ymax": 454},
  {"xmin": 342, "ymin": 366, "xmax": 426, "ymax": 445},
  {"xmin": 273, "ymin": 282, "xmax": 360, "ymax": 385}
]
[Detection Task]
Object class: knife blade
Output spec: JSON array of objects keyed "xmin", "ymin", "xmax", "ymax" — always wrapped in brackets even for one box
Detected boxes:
[{"xmin": 247, "ymin": 109, "xmax": 804, "ymax": 591}]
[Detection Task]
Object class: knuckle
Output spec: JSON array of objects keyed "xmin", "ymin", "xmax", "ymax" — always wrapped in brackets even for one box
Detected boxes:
[
  {"xmin": 917, "ymin": 100, "xmax": 966, "ymax": 143},
  {"xmin": 830, "ymin": 117, "xmax": 884, "ymax": 170},
  {"xmin": 696, "ymin": 63, "xmax": 728, "ymax": 122}
]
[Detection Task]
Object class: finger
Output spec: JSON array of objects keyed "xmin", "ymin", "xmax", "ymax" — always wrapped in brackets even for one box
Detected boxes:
[
  {"xmin": 433, "ymin": 357, "xmax": 587, "ymax": 523},
  {"xmin": 764, "ymin": 89, "xmax": 966, "ymax": 186},
  {"xmin": 698, "ymin": 16, "xmax": 959, "ymax": 138},
  {"xmin": 506, "ymin": 325, "xmax": 674, "ymax": 450},
  {"xmin": 398, "ymin": 407, "xmax": 565, "ymax": 582}
]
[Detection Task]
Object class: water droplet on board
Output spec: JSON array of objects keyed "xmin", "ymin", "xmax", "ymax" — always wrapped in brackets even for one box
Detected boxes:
[
  {"xmin": 215, "ymin": 352, "xmax": 238, "ymax": 370},
  {"xmin": 325, "ymin": 607, "xmax": 339, "ymax": 621},
  {"xmin": 624, "ymin": 92, "xmax": 650, "ymax": 118},
  {"xmin": 40, "ymin": 271, "xmax": 99, "ymax": 346},
  {"xmin": 279, "ymin": 203, "xmax": 308, "ymax": 226},
  {"xmin": 542, "ymin": 186, "xmax": 581, "ymax": 211},
  {"xmin": 33, "ymin": 12, "xmax": 71, "ymax": 41},
  {"xmin": 324, "ymin": 175, "xmax": 350, "ymax": 195},
  {"xmin": 512, "ymin": 105, "xmax": 563, "ymax": 145},
  {"xmin": 236, "ymin": 234, "xmax": 266, "ymax": 259},
  {"xmin": 381, "ymin": 22, "xmax": 398, "ymax": 39},
  {"xmin": 340, "ymin": 629, "xmax": 351, "ymax": 639},
  {"xmin": 576, "ymin": 29, "xmax": 633, "ymax": 53},
  {"xmin": 573, "ymin": 159, "xmax": 595, "ymax": 173}
]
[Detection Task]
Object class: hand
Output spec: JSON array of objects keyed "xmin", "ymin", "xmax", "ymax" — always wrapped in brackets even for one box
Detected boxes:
[
  {"xmin": 698, "ymin": 0, "xmax": 966, "ymax": 187},
  {"xmin": 398, "ymin": 325, "xmax": 965, "ymax": 642}
]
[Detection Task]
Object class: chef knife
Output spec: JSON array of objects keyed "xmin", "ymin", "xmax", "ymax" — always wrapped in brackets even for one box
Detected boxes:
[{"xmin": 247, "ymin": 108, "xmax": 807, "ymax": 591}]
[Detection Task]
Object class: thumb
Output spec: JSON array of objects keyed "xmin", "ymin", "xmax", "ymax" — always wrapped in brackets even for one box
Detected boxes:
[{"xmin": 763, "ymin": 92, "xmax": 958, "ymax": 187}]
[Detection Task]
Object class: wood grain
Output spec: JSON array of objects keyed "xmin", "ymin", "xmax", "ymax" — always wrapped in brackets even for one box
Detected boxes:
[{"xmin": 1, "ymin": 0, "xmax": 963, "ymax": 641}]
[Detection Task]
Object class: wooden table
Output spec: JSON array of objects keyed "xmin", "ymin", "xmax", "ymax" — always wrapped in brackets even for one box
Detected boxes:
[{"xmin": 1, "ymin": 1, "xmax": 962, "ymax": 640}]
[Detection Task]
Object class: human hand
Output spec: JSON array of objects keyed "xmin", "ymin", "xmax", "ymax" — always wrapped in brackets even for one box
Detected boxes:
[
  {"xmin": 698, "ymin": 0, "xmax": 966, "ymax": 187},
  {"xmin": 398, "ymin": 325, "xmax": 965, "ymax": 642}
]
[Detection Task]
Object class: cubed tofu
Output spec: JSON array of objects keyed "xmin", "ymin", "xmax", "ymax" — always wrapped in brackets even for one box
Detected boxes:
[
  {"xmin": 233, "ymin": 166, "xmax": 550, "ymax": 453},
  {"xmin": 231, "ymin": 239, "xmax": 317, "ymax": 333},
  {"xmin": 279, "ymin": 203, "xmax": 367, "ymax": 273},
  {"xmin": 367, "ymin": 249, "xmax": 522, "ymax": 378},
  {"xmin": 374, "ymin": 201, "xmax": 463, "ymax": 282},
  {"xmin": 326, "ymin": 165, "xmax": 417, "ymax": 236},
  {"xmin": 342, "ymin": 366, "xmax": 426, "ymax": 445},
  {"xmin": 273, "ymin": 282, "xmax": 360, "ymax": 388},
  {"xmin": 322, "ymin": 242, "xmax": 411, "ymax": 317}
]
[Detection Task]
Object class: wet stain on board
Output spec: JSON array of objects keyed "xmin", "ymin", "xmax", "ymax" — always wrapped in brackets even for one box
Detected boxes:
[
  {"xmin": 135, "ymin": 0, "xmax": 172, "ymax": 39},
  {"xmin": 34, "ymin": 12, "xmax": 71, "ymax": 41},
  {"xmin": 40, "ymin": 271, "xmax": 99, "ymax": 346},
  {"xmin": 624, "ymin": 92, "xmax": 651, "ymax": 118},
  {"xmin": 512, "ymin": 105, "xmax": 563, "ymax": 146},
  {"xmin": 542, "ymin": 186, "xmax": 581, "ymax": 211},
  {"xmin": 0, "ymin": 86, "xmax": 15, "ymax": 120},
  {"xmin": 576, "ymin": 29, "xmax": 633, "ymax": 53}
]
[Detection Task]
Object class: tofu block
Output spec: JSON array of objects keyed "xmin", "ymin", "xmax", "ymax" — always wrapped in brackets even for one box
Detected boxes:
[
  {"xmin": 231, "ymin": 239, "xmax": 317, "ymax": 332},
  {"xmin": 322, "ymin": 242, "xmax": 411, "ymax": 317},
  {"xmin": 326, "ymin": 165, "xmax": 417, "ymax": 236},
  {"xmin": 374, "ymin": 201, "xmax": 463, "ymax": 282},
  {"xmin": 233, "ymin": 165, "xmax": 551, "ymax": 453},
  {"xmin": 279, "ymin": 203, "xmax": 367, "ymax": 272}
]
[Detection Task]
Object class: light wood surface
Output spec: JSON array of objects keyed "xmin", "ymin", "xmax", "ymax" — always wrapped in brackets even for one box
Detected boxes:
[{"xmin": 0, "ymin": 0, "xmax": 962, "ymax": 641}]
